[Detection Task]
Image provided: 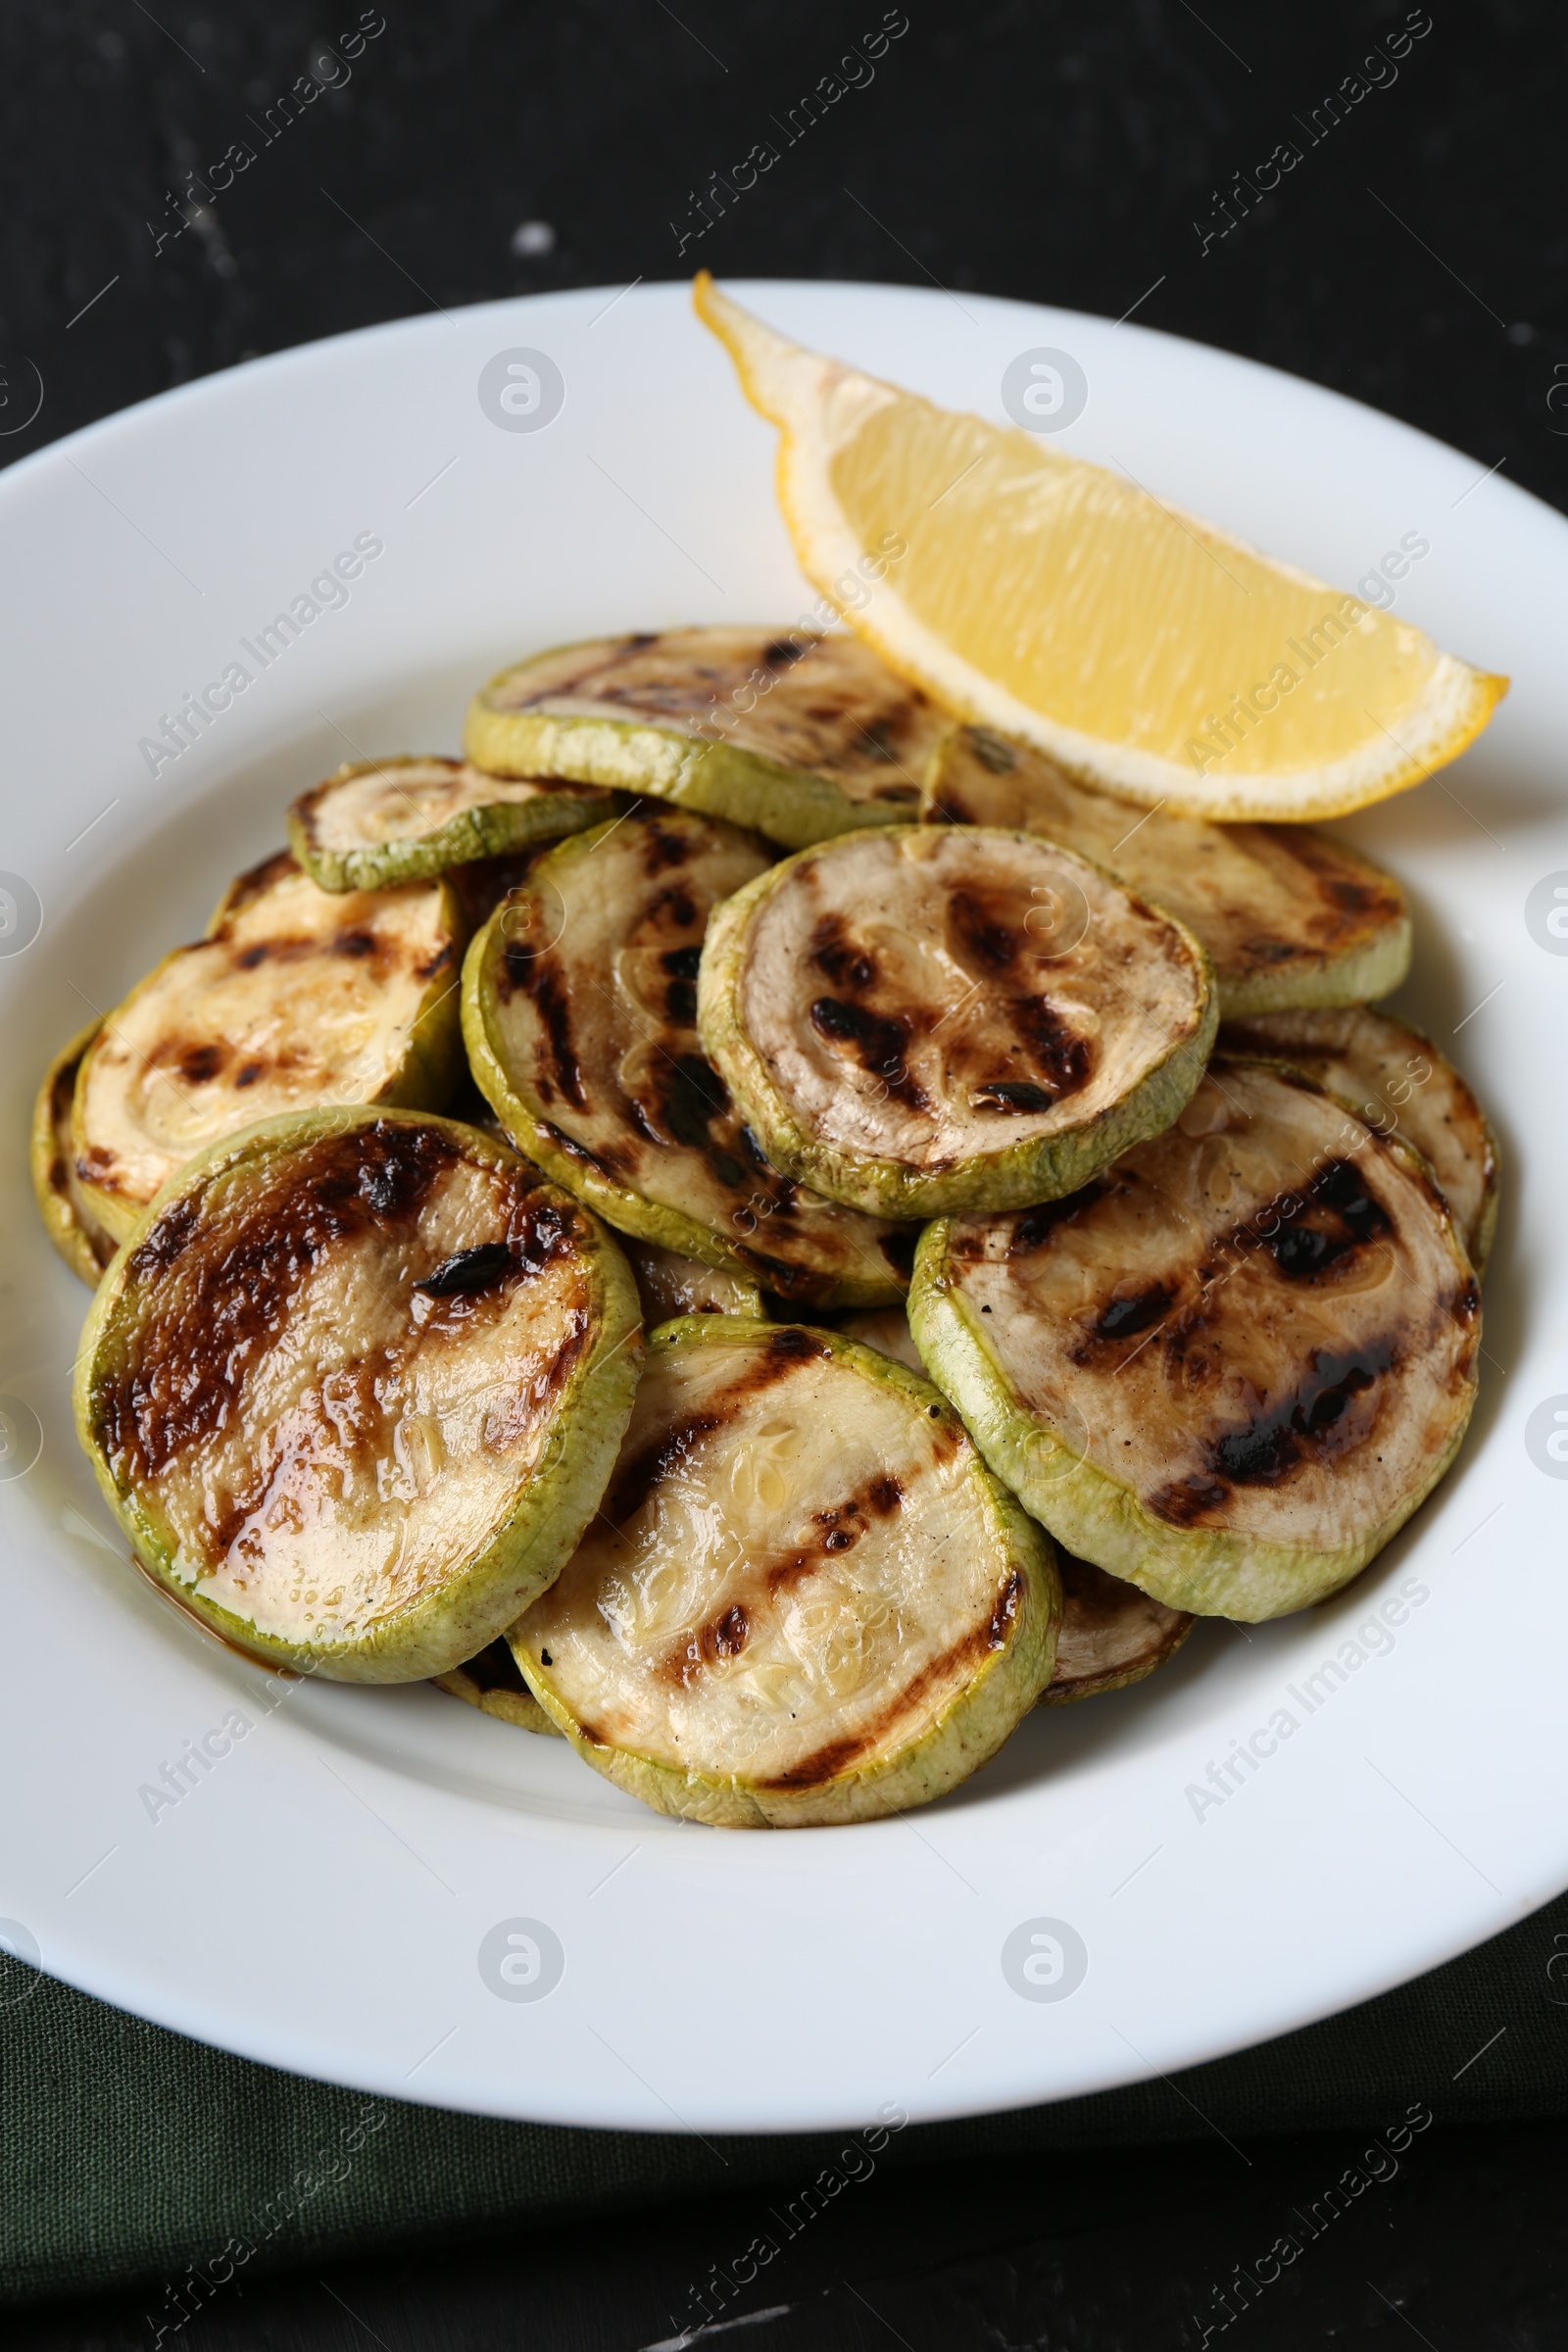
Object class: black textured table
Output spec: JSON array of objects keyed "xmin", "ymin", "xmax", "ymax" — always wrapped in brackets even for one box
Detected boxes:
[{"xmin": 5, "ymin": 2, "xmax": 1565, "ymax": 2343}]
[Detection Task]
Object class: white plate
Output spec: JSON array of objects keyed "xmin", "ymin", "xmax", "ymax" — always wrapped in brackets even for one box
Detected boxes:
[{"xmin": 1, "ymin": 281, "xmax": 1561, "ymax": 2134}]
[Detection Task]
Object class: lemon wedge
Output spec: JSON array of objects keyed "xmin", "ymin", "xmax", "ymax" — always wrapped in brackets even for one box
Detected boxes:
[{"xmin": 695, "ymin": 273, "xmax": 1506, "ymax": 822}]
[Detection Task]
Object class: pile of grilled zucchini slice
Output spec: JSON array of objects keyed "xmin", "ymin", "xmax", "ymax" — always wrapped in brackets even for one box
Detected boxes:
[{"xmin": 39, "ymin": 625, "xmax": 1495, "ymax": 1827}]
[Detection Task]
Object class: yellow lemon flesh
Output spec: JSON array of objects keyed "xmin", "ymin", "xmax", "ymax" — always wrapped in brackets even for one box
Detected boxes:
[{"xmin": 695, "ymin": 273, "xmax": 1505, "ymax": 822}]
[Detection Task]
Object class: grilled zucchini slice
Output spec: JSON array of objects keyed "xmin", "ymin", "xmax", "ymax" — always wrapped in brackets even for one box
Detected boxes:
[
  {"xmin": 699, "ymin": 823, "xmax": 1216, "ymax": 1218},
  {"xmin": 72, "ymin": 853, "xmax": 465, "ymax": 1244},
  {"xmin": 31, "ymin": 1019, "xmax": 119, "ymax": 1285},
  {"xmin": 462, "ymin": 808, "xmax": 911, "ymax": 1306},
  {"xmin": 288, "ymin": 756, "xmax": 615, "ymax": 893},
  {"xmin": 1045, "ymin": 1554, "xmax": 1194, "ymax": 1705},
  {"xmin": 433, "ymin": 1639, "xmax": 562, "ymax": 1735},
  {"xmin": 464, "ymin": 628, "xmax": 950, "ymax": 850},
  {"xmin": 1219, "ymin": 1005, "xmax": 1499, "ymax": 1274},
  {"xmin": 74, "ymin": 1107, "xmax": 641, "ymax": 1682},
  {"xmin": 509, "ymin": 1318, "xmax": 1058, "ymax": 1826},
  {"xmin": 839, "ymin": 1305, "xmax": 1193, "ymax": 1704},
  {"xmin": 924, "ymin": 727, "xmax": 1411, "ymax": 1016},
  {"xmin": 624, "ymin": 1239, "xmax": 765, "ymax": 1322},
  {"xmin": 909, "ymin": 1059, "xmax": 1481, "ymax": 1621}
]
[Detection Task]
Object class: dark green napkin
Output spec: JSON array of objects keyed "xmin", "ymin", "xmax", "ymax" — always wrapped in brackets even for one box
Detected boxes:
[{"xmin": 7, "ymin": 1891, "xmax": 1568, "ymax": 2312}]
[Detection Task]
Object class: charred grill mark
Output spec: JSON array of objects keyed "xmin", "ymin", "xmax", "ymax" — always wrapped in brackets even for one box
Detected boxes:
[
  {"xmin": 606, "ymin": 1414, "xmax": 721, "ymax": 1526},
  {"xmin": 230, "ymin": 933, "xmax": 339, "ymax": 971},
  {"xmin": 700, "ymin": 1323, "xmax": 836, "ymax": 1405},
  {"xmin": 731, "ymin": 1249, "xmax": 819, "ymax": 1299},
  {"xmin": 735, "ymin": 1121, "xmax": 798, "ymax": 1214},
  {"xmin": 220, "ymin": 851, "xmax": 298, "ymax": 917},
  {"xmin": 1213, "ymin": 1351, "xmax": 1382, "ymax": 1476},
  {"xmin": 760, "ymin": 1463, "xmax": 913, "ymax": 1601},
  {"xmin": 514, "ymin": 958, "xmax": 586, "ymax": 1111},
  {"xmin": 333, "ymin": 928, "xmax": 378, "ymax": 959},
  {"xmin": 710, "ymin": 1603, "xmax": 750, "ymax": 1657},
  {"xmin": 1002, "ymin": 1182, "xmax": 1109, "ymax": 1257},
  {"xmin": 967, "ymin": 728, "xmax": 1018, "ymax": 774},
  {"xmin": 1146, "ymin": 1337, "xmax": 1399, "ymax": 1524},
  {"xmin": 762, "ymin": 636, "xmax": 807, "ymax": 666},
  {"xmin": 463, "ymin": 1638, "xmax": 528, "ymax": 1694},
  {"xmin": 508, "ymin": 1195, "xmax": 586, "ymax": 1275},
  {"xmin": 641, "ymin": 822, "xmax": 694, "ymax": 875},
  {"xmin": 660, "ymin": 1601, "xmax": 751, "ymax": 1689},
  {"xmin": 857, "ymin": 718, "xmax": 900, "ymax": 763},
  {"xmin": 624, "ymin": 1094, "xmax": 663, "ymax": 1146},
  {"xmin": 500, "ymin": 938, "xmax": 540, "ymax": 998},
  {"xmin": 761, "ymin": 1324, "xmax": 830, "ymax": 1367},
  {"xmin": 539, "ymin": 1119, "xmax": 618, "ymax": 1179},
  {"xmin": 450, "ymin": 851, "xmax": 552, "ymax": 931},
  {"xmin": 1007, "ymin": 994, "xmax": 1093, "ymax": 1101},
  {"xmin": 176, "ymin": 1043, "xmax": 225, "ymax": 1086},
  {"xmin": 809, "ymin": 1501, "xmax": 864, "ymax": 1556},
  {"xmin": 658, "ymin": 1054, "xmax": 736, "ymax": 1161},
  {"xmin": 948, "ymin": 888, "xmax": 1018, "ymax": 973},
  {"xmin": 1093, "ymin": 1284, "xmax": 1175, "ymax": 1343},
  {"xmin": 105, "ymin": 1122, "xmax": 466, "ymax": 1481},
  {"xmin": 971, "ymin": 1080, "xmax": 1054, "ymax": 1115},
  {"xmin": 1283, "ymin": 833, "xmax": 1404, "ymax": 942},
  {"xmin": 51, "ymin": 1059, "xmax": 80, "ymax": 1126},
  {"xmin": 631, "ymin": 1047, "xmax": 752, "ymax": 1193},
  {"xmin": 756, "ymin": 1589, "xmax": 1019, "ymax": 1790},
  {"xmin": 758, "ymin": 1732, "xmax": 868, "ymax": 1788},
  {"xmin": 988, "ymin": 1567, "xmax": 1024, "ymax": 1647},
  {"xmin": 1234, "ymin": 1155, "xmax": 1393, "ymax": 1282},
  {"xmin": 123, "ymin": 1189, "xmax": 199, "ymax": 1274},
  {"xmin": 415, "ymin": 1242, "xmax": 514, "ymax": 1296},
  {"xmin": 808, "ymin": 913, "xmax": 877, "ymax": 992},
  {"xmin": 416, "ymin": 940, "xmax": 457, "ymax": 979},
  {"xmin": 808, "ymin": 997, "xmax": 927, "ymax": 1110},
  {"xmin": 234, "ymin": 1060, "xmax": 267, "ymax": 1089},
  {"xmin": 661, "ymin": 943, "xmax": 703, "ymax": 1024},
  {"xmin": 1147, "ymin": 1473, "xmax": 1230, "ymax": 1526}
]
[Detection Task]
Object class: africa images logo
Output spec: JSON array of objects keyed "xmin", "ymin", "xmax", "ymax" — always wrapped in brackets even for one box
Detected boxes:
[{"xmin": 477, "ymin": 1917, "xmax": 564, "ymax": 2001}]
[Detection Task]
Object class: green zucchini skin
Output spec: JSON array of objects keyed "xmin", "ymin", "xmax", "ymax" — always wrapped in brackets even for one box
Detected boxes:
[
  {"xmin": 460, "ymin": 813, "xmax": 909, "ymax": 1309},
  {"xmin": 907, "ymin": 1065, "xmax": 1483, "ymax": 1622},
  {"xmin": 463, "ymin": 628, "xmax": 950, "ymax": 852},
  {"xmin": 511, "ymin": 1316, "xmax": 1061, "ymax": 1827},
  {"xmin": 1218, "ymin": 925, "xmax": 1410, "ymax": 1019},
  {"xmin": 288, "ymin": 757, "xmax": 616, "ymax": 894},
  {"xmin": 73, "ymin": 1106, "xmax": 643, "ymax": 1683},
  {"xmin": 31, "ymin": 1017, "xmax": 118, "ymax": 1286},
  {"xmin": 697, "ymin": 826, "xmax": 1218, "ymax": 1220}
]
